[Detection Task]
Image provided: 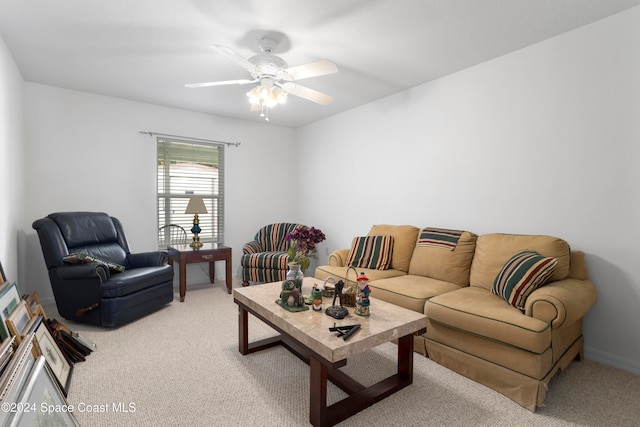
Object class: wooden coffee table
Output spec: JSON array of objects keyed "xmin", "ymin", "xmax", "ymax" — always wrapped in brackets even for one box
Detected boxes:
[
  {"xmin": 167, "ymin": 243, "xmax": 232, "ymax": 301},
  {"xmin": 233, "ymin": 278, "xmax": 427, "ymax": 427}
]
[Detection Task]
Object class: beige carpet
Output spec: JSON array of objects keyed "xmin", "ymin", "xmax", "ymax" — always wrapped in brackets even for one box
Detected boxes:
[{"xmin": 47, "ymin": 281, "xmax": 640, "ymax": 427}]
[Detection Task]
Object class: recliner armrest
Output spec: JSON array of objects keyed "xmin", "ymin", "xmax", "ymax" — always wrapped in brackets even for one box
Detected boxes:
[
  {"xmin": 127, "ymin": 251, "xmax": 168, "ymax": 267},
  {"xmin": 55, "ymin": 263, "xmax": 109, "ymax": 282},
  {"xmin": 524, "ymin": 278, "xmax": 597, "ymax": 328}
]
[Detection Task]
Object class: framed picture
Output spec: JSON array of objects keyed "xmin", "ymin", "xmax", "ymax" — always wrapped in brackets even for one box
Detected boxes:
[
  {"xmin": 4, "ymin": 355, "xmax": 80, "ymax": 427},
  {"xmin": 0, "ymin": 282, "xmax": 22, "ymax": 341},
  {"xmin": 23, "ymin": 292, "xmax": 39, "ymax": 311},
  {"xmin": 33, "ymin": 320, "xmax": 72, "ymax": 395},
  {"xmin": 23, "ymin": 315, "xmax": 43, "ymax": 358},
  {"xmin": 6, "ymin": 300, "xmax": 33, "ymax": 340},
  {"xmin": 0, "ymin": 336, "xmax": 16, "ymax": 374},
  {"xmin": 0, "ymin": 333, "xmax": 35, "ymax": 406},
  {"xmin": 31, "ymin": 304, "xmax": 47, "ymax": 321},
  {"xmin": 23, "ymin": 292, "xmax": 47, "ymax": 320}
]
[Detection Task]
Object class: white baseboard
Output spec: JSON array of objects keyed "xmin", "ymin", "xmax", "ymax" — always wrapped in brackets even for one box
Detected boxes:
[
  {"xmin": 39, "ymin": 295, "xmax": 56, "ymax": 306},
  {"xmin": 585, "ymin": 346, "xmax": 640, "ymax": 375}
]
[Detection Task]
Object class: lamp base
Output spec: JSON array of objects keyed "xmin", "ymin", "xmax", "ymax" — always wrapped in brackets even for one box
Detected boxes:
[
  {"xmin": 189, "ymin": 215, "xmax": 203, "ymax": 248},
  {"xmin": 189, "ymin": 234, "xmax": 203, "ymax": 249}
]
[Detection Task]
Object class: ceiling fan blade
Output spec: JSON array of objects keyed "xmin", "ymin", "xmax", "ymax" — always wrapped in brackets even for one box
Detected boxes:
[
  {"xmin": 281, "ymin": 82, "xmax": 334, "ymax": 105},
  {"xmin": 185, "ymin": 79, "xmax": 256, "ymax": 88},
  {"xmin": 210, "ymin": 44, "xmax": 260, "ymax": 76},
  {"xmin": 280, "ymin": 59, "xmax": 338, "ymax": 81}
]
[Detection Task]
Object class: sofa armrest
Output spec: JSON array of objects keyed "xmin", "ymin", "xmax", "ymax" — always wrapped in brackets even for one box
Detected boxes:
[
  {"xmin": 328, "ymin": 249, "xmax": 349, "ymax": 267},
  {"xmin": 524, "ymin": 278, "xmax": 597, "ymax": 328},
  {"xmin": 242, "ymin": 240, "xmax": 263, "ymax": 255}
]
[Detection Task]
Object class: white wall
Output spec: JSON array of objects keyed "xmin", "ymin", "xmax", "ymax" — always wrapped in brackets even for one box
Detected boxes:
[
  {"xmin": 298, "ymin": 7, "xmax": 640, "ymax": 374},
  {"xmin": 0, "ymin": 36, "xmax": 25, "ymax": 285},
  {"xmin": 22, "ymin": 83, "xmax": 297, "ymax": 301}
]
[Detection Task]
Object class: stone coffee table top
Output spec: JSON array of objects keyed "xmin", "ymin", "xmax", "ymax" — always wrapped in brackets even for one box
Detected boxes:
[{"xmin": 233, "ymin": 277, "xmax": 427, "ymax": 363}]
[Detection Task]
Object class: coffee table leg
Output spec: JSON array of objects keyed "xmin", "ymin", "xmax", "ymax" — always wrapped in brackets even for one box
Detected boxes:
[
  {"xmin": 397, "ymin": 333, "xmax": 414, "ymax": 380},
  {"xmin": 179, "ymin": 257, "xmax": 187, "ymax": 302},
  {"xmin": 238, "ymin": 306, "xmax": 249, "ymax": 355},
  {"xmin": 309, "ymin": 356, "xmax": 328, "ymax": 427},
  {"xmin": 209, "ymin": 262, "xmax": 215, "ymax": 283},
  {"xmin": 225, "ymin": 256, "xmax": 232, "ymax": 294}
]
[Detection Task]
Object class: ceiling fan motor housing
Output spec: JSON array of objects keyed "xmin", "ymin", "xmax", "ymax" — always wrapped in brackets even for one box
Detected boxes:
[
  {"xmin": 247, "ymin": 37, "xmax": 289, "ymax": 78},
  {"xmin": 249, "ymin": 54, "xmax": 288, "ymax": 78}
]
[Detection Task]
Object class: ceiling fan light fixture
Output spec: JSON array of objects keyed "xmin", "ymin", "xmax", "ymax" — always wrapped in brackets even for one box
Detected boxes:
[
  {"xmin": 259, "ymin": 85, "xmax": 270, "ymax": 99},
  {"xmin": 273, "ymin": 87, "xmax": 287, "ymax": 104},
  {"xmin": 265, "ymin": 97, "xmax": 278, "ymax": 108},
  {"xmin": 246, "ymin": 83, "xmax": 288, "ymax": 119},
  {"xmin": 246, "ymin": 86, "xmax": 259, "ymax": 104}
]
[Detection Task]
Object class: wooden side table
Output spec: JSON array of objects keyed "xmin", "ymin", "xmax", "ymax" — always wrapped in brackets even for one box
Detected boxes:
[{"xmin": 167, "ymin": 243, "xmax": 232, "ymax": 302}]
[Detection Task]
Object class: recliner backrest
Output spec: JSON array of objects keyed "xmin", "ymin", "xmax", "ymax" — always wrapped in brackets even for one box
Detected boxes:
[
  {"xmin": 34, "ymin": 212, "xmax": 130, "ymax": 269},
  {"xmin": 50, "ymin": 212, "xmax": 119, "ymax": 247}
]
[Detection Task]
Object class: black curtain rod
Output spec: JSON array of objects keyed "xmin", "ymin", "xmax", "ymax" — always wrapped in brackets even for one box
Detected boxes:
[{"xmin": 139, "ymin": 131, "xmax": 241, "ymax": 147}]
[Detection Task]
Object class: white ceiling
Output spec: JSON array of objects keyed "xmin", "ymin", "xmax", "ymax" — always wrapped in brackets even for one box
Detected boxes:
[{"xmin": 1, "ymin": 0, "xmax": 638, "ymax": 128}]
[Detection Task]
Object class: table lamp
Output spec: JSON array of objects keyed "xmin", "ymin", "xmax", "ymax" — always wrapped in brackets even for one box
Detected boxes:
[{"xmin": 185, "ymin": 196, "xmax": 207, "ymax": 248}]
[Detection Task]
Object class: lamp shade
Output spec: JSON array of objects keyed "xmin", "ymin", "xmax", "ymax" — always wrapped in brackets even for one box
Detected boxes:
[{"xmin": 184, "ymin": 196, "xmax": 208, "ymax": 215}]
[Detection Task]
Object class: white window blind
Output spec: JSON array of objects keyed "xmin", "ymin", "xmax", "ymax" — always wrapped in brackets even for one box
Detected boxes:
[{"xmin": 157, "ymin": 138, "xmax": 224, "ymax": 245}]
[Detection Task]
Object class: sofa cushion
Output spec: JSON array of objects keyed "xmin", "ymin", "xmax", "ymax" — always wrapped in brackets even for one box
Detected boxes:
[
  {"xmin": 493, "ymin": 250, "xmax": 558, "ymax": 310},
  {"xmin": 367, "ymin": 225, "xmax": 419, "ymax": 272},
  {"xmin": 314, "ymin": 265, "xmax": 405, "ymax": 285},
  {"xmin": 369, "ymin": 275, "xmax": 463, "ymax": 313},
  {"xmin": 425, "ymin": 287, "xmax": 551, "ymax": 354},
  {"xmin": 346, "ymin": 235, "xmax": 393, "ymax": 270},
  {"xmin": 470, "ymin": 234, "xmax": 570, "ymax": 290},
  {"xmin": 425, "ymin": 320, "xmax": 553, "ymax": 379},
  {"xmin": 100, "ymin": 265, "xmax": 174, "ymax": 298},
  {"xmin": 240, "ymin": 251, "xmax": 289, "ymax": 269},
  {"xmin": 409, "ymin": 230, "xmax": 477, "ymax": 286}
]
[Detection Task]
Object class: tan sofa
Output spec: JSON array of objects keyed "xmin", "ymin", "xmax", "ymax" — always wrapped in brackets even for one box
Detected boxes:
[{"xmin": 314, "ymin": 224, "xmax": 597, "ymax": 411}]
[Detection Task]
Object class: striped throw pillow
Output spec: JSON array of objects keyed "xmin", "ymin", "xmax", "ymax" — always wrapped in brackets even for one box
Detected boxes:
[
  {"xmin": 492, "ymin": 250, "xmax": 558, "ymax": 310},
  {"xmin": 346, "ymin": 236, "xmax": 394, "ymax": 270}
]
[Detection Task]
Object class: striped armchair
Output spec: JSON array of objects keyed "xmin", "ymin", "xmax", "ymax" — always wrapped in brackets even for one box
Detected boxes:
[{"xmin": 241, "ymin": 223, "xmax": 307, "ymax": 286}]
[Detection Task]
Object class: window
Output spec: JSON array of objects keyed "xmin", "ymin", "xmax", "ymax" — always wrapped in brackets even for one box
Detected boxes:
[{"xmin": 157, "ymin": 138, "xmax": 224, "ymax": 246}]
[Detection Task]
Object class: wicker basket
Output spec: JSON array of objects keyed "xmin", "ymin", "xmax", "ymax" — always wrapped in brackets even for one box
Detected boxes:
[
  {"xmin": 322, "ymin": 267, "xmax": 359, "ymax": 307},
  {"xmin": 322, "ymin": 277, "xmax": 336, "ymax": 298}
]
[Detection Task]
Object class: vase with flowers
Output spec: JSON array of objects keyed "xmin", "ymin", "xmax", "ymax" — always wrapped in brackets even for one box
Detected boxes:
[{"xmin": 284, "ymin": 226, "xmax": 326, "ymax": 291}]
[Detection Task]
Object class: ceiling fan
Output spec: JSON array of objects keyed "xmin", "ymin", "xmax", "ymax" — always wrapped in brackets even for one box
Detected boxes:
[{"xmin": 186, "ymin": 37, "xmax": 338, "ymax": 120}]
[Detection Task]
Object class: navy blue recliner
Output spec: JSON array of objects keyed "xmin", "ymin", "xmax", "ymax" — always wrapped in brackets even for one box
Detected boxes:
[{"xmin": 32, "ymin": 212, "xmax": 174, "ymax": 327}]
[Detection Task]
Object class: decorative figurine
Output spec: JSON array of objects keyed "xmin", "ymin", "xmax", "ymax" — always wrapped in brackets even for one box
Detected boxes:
[
  {"xmin": 312, "ymin": 284, "xmax": 323, "ymax": 311},
  {"xmin": 290, "ymin": 287, "xmax": 304, "ymax": 307},
  {"xmin": 329, "ymin": 323, "xmax": 361, "ymax": 341},
  {"xmin": 278, "ymin": 279, "xmax": 307, "ymax": 310},
  {"xmin": 354, "ymin": 272, "xmax": 371, "ymax": 317},
  {"xmin": 325, "ymin": 280, "xmax": 349, "ymax": 319}
]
